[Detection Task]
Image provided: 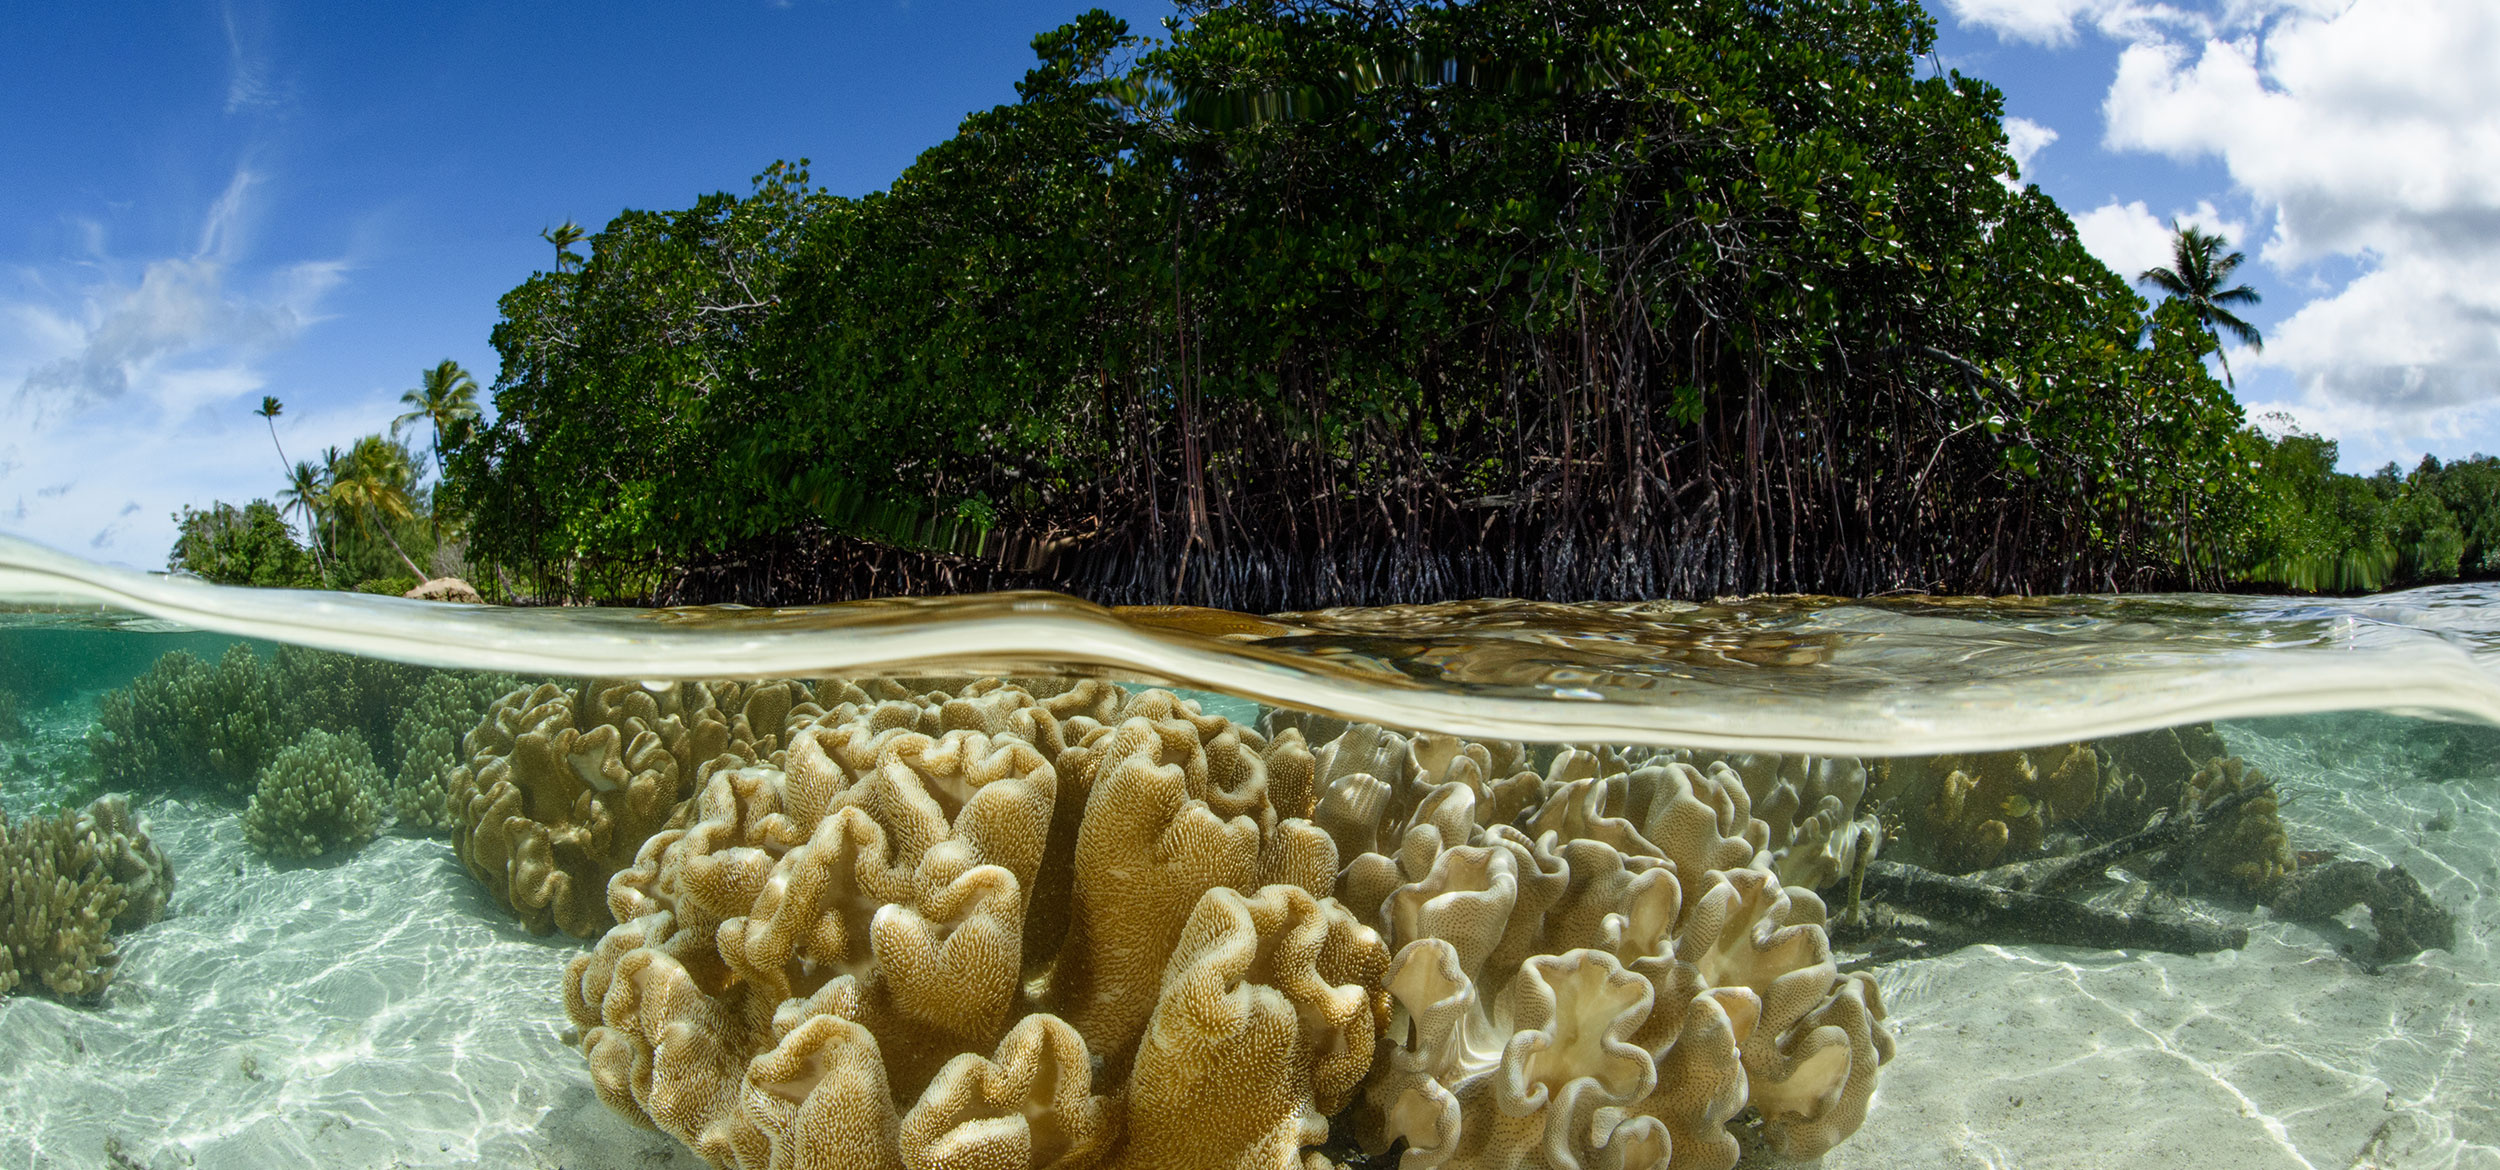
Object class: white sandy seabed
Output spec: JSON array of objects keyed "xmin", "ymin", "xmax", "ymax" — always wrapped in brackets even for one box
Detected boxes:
[{"xmin": 1, "ymin": 718, "xmax": 2494, "ymax": 1170}]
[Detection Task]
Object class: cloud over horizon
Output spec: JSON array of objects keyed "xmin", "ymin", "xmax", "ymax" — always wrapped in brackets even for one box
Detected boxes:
[
  {"xmin": 1, "ymin": 166, "xmax": 356, "ymax": 564},
  {"xmin": 1953, "ymin": 0, "xmax": 2500, "ymax": 463}
]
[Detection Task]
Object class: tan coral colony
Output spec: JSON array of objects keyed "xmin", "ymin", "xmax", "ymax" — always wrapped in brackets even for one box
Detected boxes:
[{"xmin": 551, "ymin": 679, "xmax": 1894, "ymax": 1170}]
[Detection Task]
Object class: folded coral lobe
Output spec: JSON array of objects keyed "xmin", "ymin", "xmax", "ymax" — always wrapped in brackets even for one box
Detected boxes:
[{"xmin": 553, "ymin": 686, "xmax": 1894, "ymax": 1170}]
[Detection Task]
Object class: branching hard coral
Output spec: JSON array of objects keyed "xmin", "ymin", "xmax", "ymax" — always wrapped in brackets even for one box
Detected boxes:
[
  {"xmin": 89, "ymin": 645, "xmax": 286, "ymax": 798},
  {"xmin": 566, "ymin": 684, "xmax": 1390, "ymax": 1170},
  {"xmin": 242, "ymin": 730, "xmax": 384, "ymax": 859},
  {"xmin": 273, "ymin": 645, "xmax": 437, "ymax": 766},
  {"xmin": 387, "ymin": 671, "xmax": 523, "ymax": 834},
  {"xmin": 1, "ymin": 794, "xmax": 174, "ymax": 999}
]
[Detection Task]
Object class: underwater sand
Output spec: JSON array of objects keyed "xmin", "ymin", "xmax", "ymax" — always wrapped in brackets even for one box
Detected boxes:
[
  {"xmin": 0, "ymin": 803, "xmax": 704, "ymax": 1170},
  {"xmin": 1820, "ymin": 718, "xmax": 2500, "ymax": 1170},
  {"xmin": 2, "ymin": 716, "xmax": 2492, "ymax": 1170}
]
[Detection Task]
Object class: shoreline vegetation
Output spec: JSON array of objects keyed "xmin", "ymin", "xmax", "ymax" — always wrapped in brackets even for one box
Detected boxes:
[{"xmin": 168, "ymin": 0, "xmax": 2500, "ymax": 607}]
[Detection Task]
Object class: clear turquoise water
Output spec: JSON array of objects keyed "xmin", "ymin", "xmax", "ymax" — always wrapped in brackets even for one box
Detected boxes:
[{"xmin": 1, "ymin": 538, "xmax": 2493, "ymax": 1169}]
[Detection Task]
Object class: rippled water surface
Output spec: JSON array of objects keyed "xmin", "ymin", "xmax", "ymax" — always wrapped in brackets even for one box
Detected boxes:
[{"xmin": 1, "ymin": 536, "xmax": 2493, "ymax": 1169}]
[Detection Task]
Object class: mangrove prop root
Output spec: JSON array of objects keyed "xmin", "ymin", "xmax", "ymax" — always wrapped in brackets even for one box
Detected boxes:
[{"xmin": 1860, "ymin": 860, "xmax": 2248, "ymax": 955}]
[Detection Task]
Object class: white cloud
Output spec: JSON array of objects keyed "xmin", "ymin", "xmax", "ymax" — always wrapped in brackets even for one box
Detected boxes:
[
  {"xmin": 2097, "ymin": 0, "xmax": 2500, "ymax": 442},
  {"xmin": 2002, "ymin": 116, "xmax": 2059, "ymax": 181},
  {"xmin": 2071, "ymin": 198, "xmax": 2248, "ymax": 288},
  {"xmin": 0, "ymin": 167, "xmax": 353, "ymax": 566},
  {"xmin": 1941, "ymin": 0, "xmax": 2198, "ymax": 45}
]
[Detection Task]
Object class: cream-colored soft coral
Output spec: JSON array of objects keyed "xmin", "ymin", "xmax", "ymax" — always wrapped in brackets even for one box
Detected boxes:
[
  {"xmin": 1368, "ymin": 798, "xmax": 1889, "ymax": 1170},
  {"xmin": 450, "ymin": 678, "xmax": 801, "ymax": 935},
  {"xmin": 1117, "ymin": 884, "xmax": 1390, "ymax": 1170},
  {"xmin": 1048, "ymin": 708, "xmax": 1337, "ymax": 1069},
  {"xmin": 567, "ymin": 690, "xmax": 1380, "ymax": 1170},
  {"xmin": 1523, "ymin": 760, "xmax": 1769, "ymax": 881},
  {"xmin": 1673, "ymin": 753, "xmax": 1878, "ymax": 893}
]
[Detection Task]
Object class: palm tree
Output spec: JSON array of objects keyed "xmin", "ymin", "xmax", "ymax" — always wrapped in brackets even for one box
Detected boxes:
[
  {"xmin": 326, "ymin": 436, "xmax": 430, "ymax": 580},
  {"xmin": 254, "ymin": 396, "xmax": 290, "ymax": 473},
  {"xmin": 540, "ymin": 220, "xmax": 585, "ymax": 273},
  {"xmin": 277, "ymin": 458, "xmax": 331, "ymax": 577},
  {"xmin": 2139, "ymin": 223, "xmax": 2264, "ymax": 388},
  {"xmin": 393, "ymin": 360, "xmax": 482, "ymax": 480}
]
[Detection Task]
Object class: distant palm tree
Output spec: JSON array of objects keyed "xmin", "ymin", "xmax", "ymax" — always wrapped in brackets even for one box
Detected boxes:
[
  {"xmin": 326, "ymin": 436, "xmax": 429, "ymax": 580},
  {"xmin": 393, "ymin": 360, "xmax": 482, "ymax": 480},
  {"xmin": 277, "ymin": 459, "xmax": 330, "ymax": 577},
  {"xmin": 540, "ymin": 220, "xmax": 586, "ymax": 273},
  {"xmin": 2139, "ymin": 223, "xmax": 2264, "ymax": 388},
  {"xmin": 254, "ymin": 396, "xmax": 290, "ymax": 474}
]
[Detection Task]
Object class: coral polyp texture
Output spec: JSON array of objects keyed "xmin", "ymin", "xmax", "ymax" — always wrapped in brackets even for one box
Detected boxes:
[
  {"xmin": 88, "ymin": 644, "xmax": 287, "ymax": 798},
  {"xmin": 1, "ymin": 794, "xmax": 174, "ymax": 999},
  {"xmin": 446, "ymin": 676, "xmax": 945, "ymax": 936},
  {"xmin": 561, "ymin": 684, "xmax": 1893, "ymax": 1170},
  {"xmin": 386, "ymin": 670, "xmax": 523, "ymax": 833},
  {"xmin": 241, "ymin": 729, "xmax": 385, "ymax": 859}
]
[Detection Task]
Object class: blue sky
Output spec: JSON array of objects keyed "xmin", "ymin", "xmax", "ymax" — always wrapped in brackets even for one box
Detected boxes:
[{"xmin": 5, "ymin": 0, "xmax": 2494, "ymax": 568}]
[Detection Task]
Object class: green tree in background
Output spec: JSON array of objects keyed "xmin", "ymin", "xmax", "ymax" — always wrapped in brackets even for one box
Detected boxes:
[
  {"xmin": 253, "ymin": 396, "xmax": 291, "ymax": 477},
  {"xmin": 540, "ymin": 221, "xmax": 586, "ymax": 273},
  {"xmin": 2138, "ymin": 223, "xmax": 2263, "ymax": 389},
  {"xmin": 451, "ymin": 0, "xmax": 2270, "ymax": 607},
  {"xmin": 169, "ymin": 500, "xmax": 320, "ymax": 587},
  {"xmin": 324, "ymin": 436, "xmax": 431, "ymax": 583},
  {"xmin": 278, "ymin": 458, "xmax": 330, "ymax": 577},
  {"xmin": 394, "ymin": 360, "xmax": 483, "ymax": 482}
]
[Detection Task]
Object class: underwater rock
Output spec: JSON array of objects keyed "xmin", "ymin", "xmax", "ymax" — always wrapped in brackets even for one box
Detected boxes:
[
  {"xmin": 1, "ymin": 793, "xmax": 173, "ymax": 999},
  {"xmin": 241, "ymin": 729, "xmax": 384, "ymax": 859},
  {"xmin": 2266, "ymin": 859, "xmax": 2455, "ymax": 967}
]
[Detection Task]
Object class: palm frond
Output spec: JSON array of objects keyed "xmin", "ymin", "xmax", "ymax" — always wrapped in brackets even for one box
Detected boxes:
[{"xmin": 2213, "ymin": 311, "xmax": 2265, "ymax": 351}]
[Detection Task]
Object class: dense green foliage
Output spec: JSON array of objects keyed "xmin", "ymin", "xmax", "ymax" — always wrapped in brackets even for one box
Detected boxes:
[
  {"xmin": 177, "ymin": 433, "xmax": 444, "ymax": 593},
  {"xmin": 444, "ymin": 0, "xmax": 2264, "ymax": 608},
  {"xmin": 169, "ymin": 501, "xmax": 320, "ymax": 588},
  {"xmin": 2235, "ymin": 427, "xmax": 2500, "ymax": 594}
]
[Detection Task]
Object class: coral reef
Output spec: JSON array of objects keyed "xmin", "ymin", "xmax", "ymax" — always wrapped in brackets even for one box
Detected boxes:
[
  {"xmin": 387, "ymin": 671, "xmax": 522, "ymax": 834},
  {"xmin": 87, "ymin": 644, "xmax": 494, "ymax": 810},
  {"xmin": 1, "ymin": 794, "xmax": 173, "ymax": 999},
  {"xmin": 273, "ymin": 646, "xmax": 436, "ymax": 770},
  {"xmin": 89, "ymin": 645, "xmax": 287, "ymax": 798},
  {"xmin": 1673, "ymin": 751, "xmax": 1880, "ymax": 892},
  {"xmin": 2180, "ymin": 756, "xmax": 2296, "ymax": 896},
  {"xmin": 1364, "ymin": 758, "xmax": 1892, "ymax": 1169},
  {"xmin": 241, "ymin": 730, "xmax": 384, "ymax": 859},
  {"xmin": 2079, "ymin": 722, "xmax": 2229, "ymax": 836},
  {"xmin": 565, "ymin": 684, "xmax": 1381, "ymax": 1169},
  {"xmin": 446, "ymin": 678, "xmax": 843, "ymax": 936},
  {"xmin": 1870, "ymin": 742, "xmax": 2102, "ymax": 872},
  {"xmin": 562, "ymin": 687, "xmax": 1892, "ymax": 1170}
]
